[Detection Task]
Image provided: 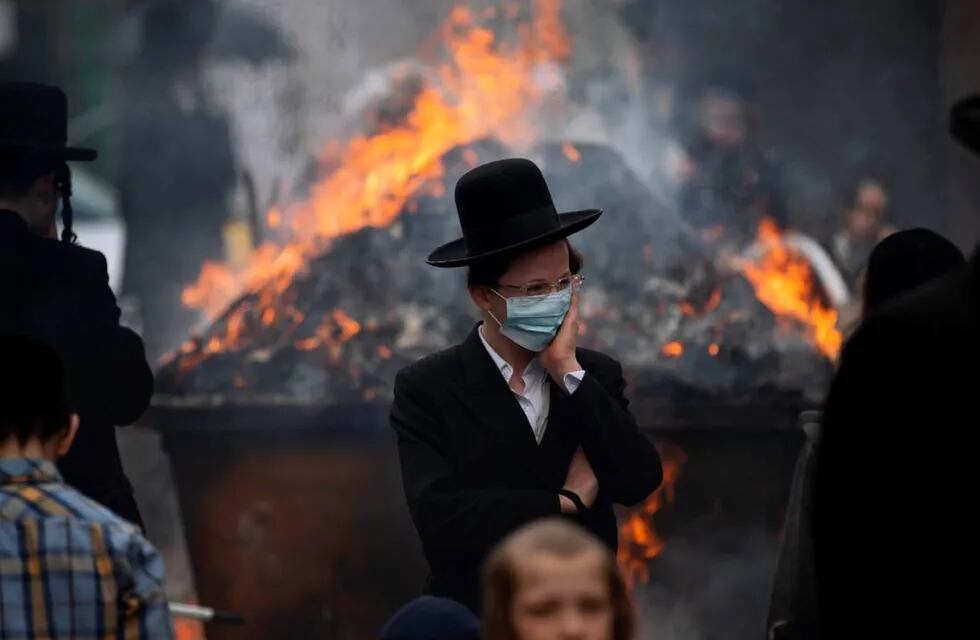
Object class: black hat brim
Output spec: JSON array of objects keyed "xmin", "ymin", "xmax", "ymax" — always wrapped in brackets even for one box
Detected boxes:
[
  {"xmin": 63, "ymin": 146, "xmax": 98, "ymax": 161},
  {"xmin": 951, "ymin": 94, "xmax": 980, "ymax": 155},
  {"xmin": 0, "ymin": 143, "xmax": 97, "ymax": 162},
  {"xmin": 426, "ymin": 208, "xmax": 602, "ymax": 268}
]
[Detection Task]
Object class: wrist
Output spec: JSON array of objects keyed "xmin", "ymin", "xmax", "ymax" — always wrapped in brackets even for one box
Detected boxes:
[
  {"xmin": 559, "ymin": 494, "xmax": 576, "ymax": 514},
  {"xmin": 547, "ymin": 358, "xmax": 581, "ymax": 381},
  {"xmin": 559, "ymin": 488, "xmax": 588, "ymax": 514}
]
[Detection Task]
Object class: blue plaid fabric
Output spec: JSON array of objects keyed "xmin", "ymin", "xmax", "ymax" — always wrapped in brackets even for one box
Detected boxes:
[{"xmin": 0, "ymin": 458, "xmax": 173, "ymax": 639}]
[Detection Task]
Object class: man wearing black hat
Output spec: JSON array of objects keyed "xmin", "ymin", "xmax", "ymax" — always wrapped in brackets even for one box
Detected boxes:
[
  {"xmin": 0, "ymin": 82, "xmax": 153, "ymax": 526},
  {"xmin": 391, "ymin": 158, "xmax": 663, "ymax": 610},
  {"xmin": 813, "ymin": 95, "xmax": 980, "ymax": 638}
]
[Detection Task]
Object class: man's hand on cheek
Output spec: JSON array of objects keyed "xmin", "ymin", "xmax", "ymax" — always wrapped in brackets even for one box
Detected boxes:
[{"xmin": 540, "ymin": 287, "xmax": 581, "ymax": 383}]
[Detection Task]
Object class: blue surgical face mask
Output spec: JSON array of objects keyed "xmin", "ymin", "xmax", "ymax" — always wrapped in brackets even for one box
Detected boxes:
[{"xmin": 488, "ymin": 287, "xmax": 572, "ymax": 352}]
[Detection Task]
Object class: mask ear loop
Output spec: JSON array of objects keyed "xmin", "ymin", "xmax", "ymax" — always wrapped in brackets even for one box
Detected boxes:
[{"xmin": 487, "ymin": 288, "xmax": 507, "ymax": 327}]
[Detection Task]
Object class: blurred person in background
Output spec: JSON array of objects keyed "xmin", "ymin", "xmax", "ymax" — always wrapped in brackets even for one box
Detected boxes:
[
  {"xmin": 118, "ymin": 0, "xmax": 238, "ymax": 360},
  {"xmin": 0, "ymin": 335, "xmax": 172, "ymax": 639},
  {"xmin": 392, "ymin": 159, "xmax": 662, "ymax": 611},
  {"xmin": 830, "ymin": 175, "xmax": 897, "ymax": 291},
  {"xmin": 482, "ymin": 518, "xmax": 636, "ymax": 640},
  {"xmin": 813, "ymin": 95, "xmax": 980, "ymax": 638},
  {"xmin": 674, "ymin": 73, "xmax": 788, "ymax": 245},
  {"xmin": 860, "ymin": 228, "xmax": 964, "ymax": 316},
  {"xmin": 0, "ymin": 82, "xmax": 153, "ymax": 527},
  {"xmin": 767, "ymin": 228, "xmax": 966, "ymax": 640}
]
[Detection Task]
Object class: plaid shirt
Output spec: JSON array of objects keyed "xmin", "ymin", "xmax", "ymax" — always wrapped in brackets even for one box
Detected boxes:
[{"xmin": 0, "ymin": 458, "xmax": 173, "ymax": 639}]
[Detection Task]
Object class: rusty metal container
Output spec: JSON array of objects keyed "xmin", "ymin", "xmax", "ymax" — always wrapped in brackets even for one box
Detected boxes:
[{"xmin": 155, "ymin": 394, "xmax": 806, "ymax": 639}]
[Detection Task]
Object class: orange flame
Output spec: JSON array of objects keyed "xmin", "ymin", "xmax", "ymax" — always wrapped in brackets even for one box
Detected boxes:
[
  {"xmin": 562, "ymin": 142, "xmax": 581, "ymax": 163},
  {"xmin": 661, "ymin": 341, "xmax": 684, "ymax": 358},
  {"xmin": 291, "ymin": 309, "xmax": 363, "ymax": 362},
  {"xmin": 173, "ymin": 619, "xmax": 205, "ymax": 640},
  {"xmin": 617, "ymin": 442, "xmax": 687, "ymax": 588},
  {"xmin": 267, "ymin": 208, "xmax": 282, "ymax": 228},
  {"xmin": 182, "ymin": 1, "xmax": 570, "ymax": 327},
  {"xmin": 740, "ymin": 219, "xmax": 842, "ymax": 360},
  {"xmin": 677, "ymin": 287, "xmax": 721, "ymax": 318}
]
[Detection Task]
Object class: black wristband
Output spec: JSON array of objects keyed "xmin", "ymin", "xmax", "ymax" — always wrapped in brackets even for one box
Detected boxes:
[{"xmin": 559, "ymin": 489, "xmax": 588, "ymax": 514}]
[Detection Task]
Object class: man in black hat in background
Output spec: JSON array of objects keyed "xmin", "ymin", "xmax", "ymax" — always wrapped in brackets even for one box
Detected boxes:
[
  {"xmin": 813, "ymin": 95, "xmax": 980, "ymax": 639},
  {"xmin": 0, "ymin": 82, "xmax": 153, "ymax": 526},
  {"xmin": 391, "ymin": 158, "xmax": 663, "ymax": 610},
  {"xmin": 119, "ymin": 0, "xmax": 238, "ymax": 360}
]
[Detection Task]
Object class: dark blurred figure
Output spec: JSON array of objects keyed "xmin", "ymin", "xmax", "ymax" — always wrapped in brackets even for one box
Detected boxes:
[
  {"xmin": 767, "ymin": 228, "xmax": 966, "ymax": 640},
  {"xmin": 830, "ymin": 176, "xmax": 897, "ymax": 290},
  {"xmin": 812, "ymin": 97, "xmax": 980, "ymax": 639},
  {"xmin": 382, "ymin": 596, "xmax": 481, "ymax": 640},
  {"xmin": 119, "ymin": 0, "xmax": 237, "ymax": 359},
  {"xmin": 0, "ymin": 82, "xmax": 153, "ymax": 526},
  {"xmin": 674, "ymin": 74, "xmax": 787, "ymax": 243},
  {"xmin": 863, "ymin": 228, "xmax": 966, "ymax": 315}
]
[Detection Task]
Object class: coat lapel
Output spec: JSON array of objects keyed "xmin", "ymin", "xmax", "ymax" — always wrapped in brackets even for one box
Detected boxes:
[
  {"xmin": 450, "ymin": 324, "xmax": 547, "ymax": 484},
  {"xmin": 538, "ymin": 378, "xmax": 580, "ymax": 484}
]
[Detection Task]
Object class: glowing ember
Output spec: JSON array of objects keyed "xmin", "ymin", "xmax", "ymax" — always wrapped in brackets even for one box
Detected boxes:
[
  {"xmin": 173, "ymin": 619, "xmax": 205, "ymax": 640},
  {"xmin": 661, "ymin": 341, "xmax": 684, "ymax": 358},
  {"xmin": 562, "ymin": 142, "xmax": 582, "ymax": 163},
  {"xmin": 617, "ymin": 442, "xmax": 687, "ymax": 588},
  {"xmin": 267, "ymin": 208, "xmax": 282, "ymax": 228},
  {"xmin": 182, "ymin": 0, "xmax": 570, "ymax": 338},
  {"xmin": 705, "ymin": 287, "xmax": 722, "ymax": 313},
  {"xmin": 290, "ymin": 309, "xmax": 363, "ymax": 361},
  {"xmin": 740, "ymin": 219, "xmax": 842, "ymax": 360},
  {"xmin": 677, "ymin": 287, "xmax": 721, "ymax": 318}
]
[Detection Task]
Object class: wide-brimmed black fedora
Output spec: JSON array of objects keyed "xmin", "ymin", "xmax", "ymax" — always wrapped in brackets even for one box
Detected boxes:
[
  {"xmin": 0, "ymin": 82, "xmax": 96, "ymax": 162},
  {"xmin": 951, "ymin": 94, "xmax": 980, "ymax": 155},
  {"xmin": 427, "ymin": 158, "xmax": 602, "ymax": 267}
]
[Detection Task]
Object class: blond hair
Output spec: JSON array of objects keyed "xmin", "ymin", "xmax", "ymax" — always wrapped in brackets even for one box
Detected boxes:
[{"xmin": 482, "ymin": 518, "xmax": 635, "ymax": 640}]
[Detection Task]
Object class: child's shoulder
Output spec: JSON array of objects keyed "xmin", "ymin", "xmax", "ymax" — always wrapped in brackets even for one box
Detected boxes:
[{"xmin": 41, "ymin": 483, "xmax": 143, "ymax": 536}]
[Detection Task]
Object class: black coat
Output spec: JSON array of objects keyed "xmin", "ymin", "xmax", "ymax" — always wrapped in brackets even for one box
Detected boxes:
[
  {"xmin": 0, "ymin": 210, "xmax": 153, "ymax": 525},
  {"xmin": 391, "ymin": 324, "xmax": 663, "ymax": 609},
  {"xmin": 814, "ymin": 248, "xmax": 980, "ymax": 638}
]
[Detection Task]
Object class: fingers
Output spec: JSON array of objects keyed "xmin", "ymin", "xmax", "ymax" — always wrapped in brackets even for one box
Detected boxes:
[{"xmin": 563, "ymin": 288, "xmax": 580, "ymax": 334}]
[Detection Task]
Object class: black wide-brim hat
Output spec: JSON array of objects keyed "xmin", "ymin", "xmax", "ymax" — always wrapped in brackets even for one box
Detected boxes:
[
  {"xmin": 427, "ymin": 158, "xmax": 602, "ymax": 267},
  {"xmin": 0, "ymin": 82, "xmax": 97, "ymax": 162},
  {"xmin": 951, "ymin": 94, "xmax": 980, "ymax": 155}
]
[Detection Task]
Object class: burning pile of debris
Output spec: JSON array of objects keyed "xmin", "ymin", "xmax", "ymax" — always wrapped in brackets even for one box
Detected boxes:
[
  {"xmin": 157, "ymin": 138, "xmax": 835, "ymax": 407},
  {"xmin": 155, "ymin": 0, "xmax": 838, "ymax": 410}
]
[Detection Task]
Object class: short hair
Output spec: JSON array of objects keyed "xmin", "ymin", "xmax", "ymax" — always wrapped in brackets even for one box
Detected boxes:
[
  {"xmin": 0, "ymin": 335, "xmax": 73, "ymax": 445},
  {"xmin": 0, "ymin": 151, "xmax": 58, "ymax": 199},
  {"xmin": 482, "ymin": 519, "xmax": 635, "ymax": 640},
  {"xmin": 467, "ymin": 240, "xmax": 584, "ymax": 288},
  {"xmin": 864, "ymin": 228, "xmax": 966, "ymax": 313}
]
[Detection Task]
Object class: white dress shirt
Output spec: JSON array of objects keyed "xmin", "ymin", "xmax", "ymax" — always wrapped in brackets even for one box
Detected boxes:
[{"xmin": 479, "ymin": 325, "xmax": 586, "ymax": 444}]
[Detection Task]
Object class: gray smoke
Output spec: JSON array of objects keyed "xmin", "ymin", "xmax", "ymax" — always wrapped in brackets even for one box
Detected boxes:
[{"xmin": 636, "ymin": 527, "xmax": 779, "ymax": 640}]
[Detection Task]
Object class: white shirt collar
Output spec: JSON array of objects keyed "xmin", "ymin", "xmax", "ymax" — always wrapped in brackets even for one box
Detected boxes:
[{"xmin": 478, "ymin": 324, "xmax": 545, "ymax": 384}]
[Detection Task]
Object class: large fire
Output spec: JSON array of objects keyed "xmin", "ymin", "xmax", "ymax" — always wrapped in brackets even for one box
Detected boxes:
[
  {"xmin": 617, "ymin": 442, "xmax": 687, "ymax": 588},
  {"xmin": 180, "ymin": 0, "xmax": 570, "ymax": 341},
  {"xmin": 739, "ymin": 219, "xmax": 843, "ymax": 360}
]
